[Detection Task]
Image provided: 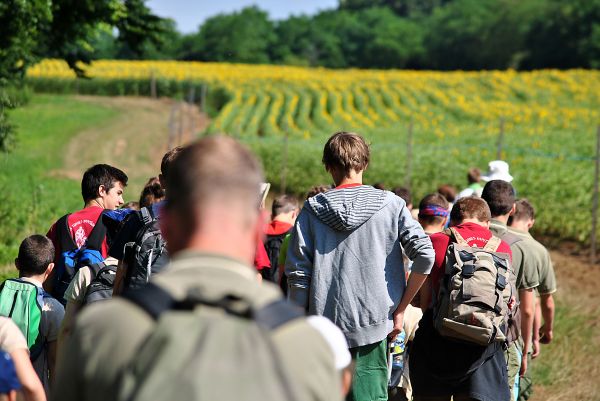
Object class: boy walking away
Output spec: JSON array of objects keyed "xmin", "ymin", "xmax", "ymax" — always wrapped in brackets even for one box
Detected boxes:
[
  {"xmin": 286, "ymin": 131, "xmax": 435, "ymax": 401},
  {"xmin": 111, "ymin": 148, "xmax": 182, "ymax": 296},
  {"xmin": 0, "ymin": 235, "xmax": 64, "ymax": 397},
  {"xmin": 46, "ymin": 164, "xmax": 128, "ymax": 303},
  {"xmin": 417, "ymin": 193, "xmax": 450, "ymax": 235},
  {"xmin": 508, "ymin": 199, "xmax": 556, "ymax": 401},
  {"xmin": 457, "ymin": 168, "xmax": 484, "ymax": 200},
  {"xmin": 410, "ymin": 196, "xmax": 513, "ymax": 401},
  {"xmin": 481, "ymin": 181, "xmax": 539, "ymax": 401},
  {"xmin": 262, "ymin": 194, "xmax": 299, "ymax": 284}
]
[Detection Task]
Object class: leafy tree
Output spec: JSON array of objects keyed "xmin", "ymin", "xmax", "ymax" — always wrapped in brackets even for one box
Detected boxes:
[
  {"xmin": 522, "ymin": 0, "xmax": 600, "ymax": 69},
  {"xmin": 339, "ymin": 0, "xmax": 452, "ymax": 17},
  {"xmin": 191, "ymin": 6, "xmax": 276, "ymax": 64}
]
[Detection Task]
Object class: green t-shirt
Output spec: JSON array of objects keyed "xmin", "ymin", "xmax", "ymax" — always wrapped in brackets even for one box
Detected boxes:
[
  {"xmin": 490, "ymin": 220, "xmax": 540, "ymax": 291},
  {"xmin": 507, "ymin": 227, "xmax": 557, "ymax": 295}
]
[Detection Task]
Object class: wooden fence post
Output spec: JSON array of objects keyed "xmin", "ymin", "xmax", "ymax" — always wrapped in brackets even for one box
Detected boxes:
[
  {"xmin": 405, "ymin": 121, "xmax": 413, "ymax": 191},
  {"xmin": 200, "ymin": 84, "xmax": 207, "ymax": 112},
  {"xmin": 281, "ymin": 127, "xmax": 289, "ymax": 194},
  {"xmin": 150, "ymin": 71, "xmax": 157, "ymax": 98},
  {"xmin": 591, "ymin": 125, "xmax": 600, "ymax": 264},
  {"xmin": 497, "ymin": 117, "xmax": 505, "ymax": 160}
]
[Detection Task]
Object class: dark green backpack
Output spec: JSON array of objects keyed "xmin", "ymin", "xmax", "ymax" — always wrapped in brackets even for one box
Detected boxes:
[
  {"xmin": 0, "ymin": 279, "xmax": 45, "ymax": 359},
  {"xmin": 118, "ymin": 283, "xmax": 304, "ymax": 401}
]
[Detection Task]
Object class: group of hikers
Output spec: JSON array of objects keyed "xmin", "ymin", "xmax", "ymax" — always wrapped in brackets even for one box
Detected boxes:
[{"xmin": 0, "ymin": 131, "xmax": 556, "ymax": 401}]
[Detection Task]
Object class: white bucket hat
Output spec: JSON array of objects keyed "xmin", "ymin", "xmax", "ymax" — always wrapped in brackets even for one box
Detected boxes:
[{"xmin": 482, "ymin": 160, "xmax": 513, "ymax": 182}]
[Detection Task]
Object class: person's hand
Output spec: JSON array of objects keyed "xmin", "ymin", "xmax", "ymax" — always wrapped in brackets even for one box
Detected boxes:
[
  {"xmin": 532, "ymin": 338, "xmax": 540, "ymax": 359},
  {"xmin": 519, "ymin": 353, "xmax": 528, "ymax": 377},
  {"xmin": 388, "ymin": 310, "xmax": 404, "ymax": 341},
  {"xmin": 539, "ymin": 325, "xmax": 553, "ymax": 344}
]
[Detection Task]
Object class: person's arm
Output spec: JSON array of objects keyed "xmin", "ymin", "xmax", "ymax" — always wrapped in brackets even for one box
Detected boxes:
[
  {"xmin": 539, "ymin": 293, "xmax": 555, "ymax": 344},
  {"xmin": 418, "ymin": 277, "xmax": 432, "ymax": 312},
  {"xmin": 389, "ymin": 273, "xmax": 428, "ymax": 340},
  {"xmin": 532, "ymin": 298, "xmax": 541, "ymax": 359},
  {"xmin": 285, "ymin": 209, "xmax": 314, "ymax": 310},
  {"xmin": 519, "ymin": 288, "xmax": 535, "ymax": 376},
  {"xmin": 10, "ymin": 348, "xmax": 46, "ymax": 401}
]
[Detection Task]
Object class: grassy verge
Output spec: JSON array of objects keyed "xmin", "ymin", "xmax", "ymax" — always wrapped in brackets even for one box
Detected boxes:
[{"xmin": 0, "ymin": 95, "xmax": 120, "ymax": 265}]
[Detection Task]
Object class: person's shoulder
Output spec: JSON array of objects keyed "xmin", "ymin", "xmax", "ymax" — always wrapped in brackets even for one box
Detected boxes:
[
  {"xmin": 42, "ymin": 294, "xmax": 65, "ymax": 313},
  {"xmin": 430, "ymin": 231, "xmax": 450, "ymax": 247}
]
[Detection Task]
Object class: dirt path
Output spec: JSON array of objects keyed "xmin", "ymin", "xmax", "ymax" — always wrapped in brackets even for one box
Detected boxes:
[{"xmin": 49, "ymin": 96, "xmax": 209, "ymax": 194}]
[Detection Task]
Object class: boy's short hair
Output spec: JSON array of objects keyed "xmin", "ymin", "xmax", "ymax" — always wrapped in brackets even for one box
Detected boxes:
[
  {"xmin": 511, "ymin": 199, "xmax": 535, "ymax": 223},
  {"xmin": 272, "ymin": 194, "xmax": 299, "ymax": 218},
  {"xmin": 17, "ymin": 235, "xmax": 54, "ymax": 276},
  {"xmin": 481, "ymin": 180, "xmax": 515, "ymax": 217},
  {"xmin": 450, "ymin": 196, "xmax": 492, "ymax": 226},
  {"xmin": 161, "ymin": 146, "xmax": 184, "ymax": 178},
  {"xmin": 322, "ymin": 132, "xmax": 370, "ymax": 176},
  {"xmin": 418, "ymin": 193, "xmax": 449, "ymax": 226},
  {"xmin": 393, "ymin": 187, "xmax": 412, "ymax": 206},
  {"xmin": 306, "ymin": 185, "xmax": 331, "ymax": 200},
  {"xmin": 81, "ymin": 164, "xmax": 128, "ymax": 202},
  {"xmin": 468, "ymin": 168, "xmax": 481, "ymax": 184},
  {"xmin": 437, "ymin": 184, "xmax": 457, "ymax": 203}
]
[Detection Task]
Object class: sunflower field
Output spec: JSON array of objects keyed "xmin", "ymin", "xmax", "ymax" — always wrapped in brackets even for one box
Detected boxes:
[{"xmin": 26, "ymin": 60, "xmax": 600, "ymax": 242}]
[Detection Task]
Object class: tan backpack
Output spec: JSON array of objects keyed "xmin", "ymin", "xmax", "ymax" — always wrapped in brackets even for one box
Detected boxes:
[{"xmin": 433, "ymin": 228, "xmax": 518, "ymax": 346}]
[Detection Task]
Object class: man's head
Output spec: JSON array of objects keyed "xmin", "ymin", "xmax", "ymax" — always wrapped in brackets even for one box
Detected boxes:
[
  {"xmin": 393, "ymin": 186, "xmax": 412, "ymax": 210},
  {"xmin": 271, "ymin": 195, "xmax": 299, "ymax": 224},
  {"xmin": 162, "ymin": 136, "xmax": 264, "ymax": 264},
  {"xmin": 81, "ymin": 164, "xmax": 128, "ymax": 210},
  {"xmin": 468, "ymin": 168, "xmax": 481, "ymax": 184},
  {"xmin": 418, "ymin": 193, "xmax": 449, "ymax": 232},
  {"xmin": 139, "ymin": 176, "xmax": 165, "ymax": 208},
  {"xmin": 450, "ymin": 196, "xmax": 492, "ymax": 227},
  {"xmin": 322, "ymin": 132, "xmax": 370, "ymax": 183},
  {"xmin": 481, "ymin": 179, "xmax": 516, "ymax": 219},
  {"xmin": 306, "ymin": 185, "xmax": 331, "ymax": 200},
  {"xmin": 159, "ymin": 146, "xmax": 183, "ymax": 189},
  {"xmin": 508, "ymin": 199, "xmax": 536, "ymax": 232},
  {"xmin": 15, "ymin": 235, "xmax": 55, "ymax": 279}
]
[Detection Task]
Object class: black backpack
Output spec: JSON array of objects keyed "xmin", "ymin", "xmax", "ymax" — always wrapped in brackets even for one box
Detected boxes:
[
  {"xmin": 262, "ymin": 232, "xmax": 290, "ymax": 285},
  {"xmin": 84, "ymin": 262, "xmax": 118, "ymax": 305},
  {"xmin": 123, "ymin": 206, "xmax": 169, "ymax": 291}
]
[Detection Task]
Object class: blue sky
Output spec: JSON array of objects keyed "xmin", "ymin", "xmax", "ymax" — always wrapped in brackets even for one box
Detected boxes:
[{"xmin": 146, "ymin": 0, "xmax": 338, "ymax": 33}]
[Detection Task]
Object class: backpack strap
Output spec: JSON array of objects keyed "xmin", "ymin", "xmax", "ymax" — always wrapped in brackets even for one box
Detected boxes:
[
  {"xmin": 56, "ymin": 214, "xmax": 77, "ymax": 251},
  {"xmin": 499, "ymin": 232, "xmax": 522, "ymax": 247},
  {"xmin": 122, "ymin": 282, "xmax": 303, "ymax": 330},
  {"xmin": 448, "ymin": 227, "xmax": 469, "ymax": 246},
  {"xmin": 483, "ymin": 235, "xmax": 502, "ymax": 252},
  {"xmin": 89, "ymin": 262, "xmax": 107, "ymax": 279},
  {"xmin": 140, "ymin": 207, "xmax": 154, "ymax": 225},
  {"xmin": 86, "ymin": 211, "xmax": 108, "ymax": 251}
]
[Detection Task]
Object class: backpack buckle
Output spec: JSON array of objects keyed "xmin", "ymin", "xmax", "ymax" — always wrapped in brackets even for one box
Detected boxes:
[
  {"xmin": 496, "ymin": 275, "xmax": 507, "ymax": 290},
  {"xmin": 461, "ymin": 262, "xmax": 475, "ymax": 277}
]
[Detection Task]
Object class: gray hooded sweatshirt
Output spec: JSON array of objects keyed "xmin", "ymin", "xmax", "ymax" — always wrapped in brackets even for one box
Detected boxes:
[{"xmin": 285, "ymin": 185, "xmax": 434, "ymax": 348}]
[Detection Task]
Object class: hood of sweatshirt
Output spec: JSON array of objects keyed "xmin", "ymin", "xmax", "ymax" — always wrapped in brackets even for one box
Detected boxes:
[{"xmin": 307, "ymin": 185, "xmax": 390, "ymax": 231}]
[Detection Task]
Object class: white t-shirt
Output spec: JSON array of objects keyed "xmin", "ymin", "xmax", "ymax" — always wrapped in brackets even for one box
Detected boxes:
[{"xmin": 0, "ymin": 316, "xmax": 28, "ymax": 354}]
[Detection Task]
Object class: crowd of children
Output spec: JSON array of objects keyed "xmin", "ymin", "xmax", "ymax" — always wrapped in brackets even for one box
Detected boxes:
[{"xmin": 0, "ymin": 132, "xmax": 556, "ymax": 401}]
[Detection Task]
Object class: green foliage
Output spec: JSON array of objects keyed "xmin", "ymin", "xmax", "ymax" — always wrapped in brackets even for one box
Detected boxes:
[{"xmin": 0, "ymin": 95, "xmax": 119, "ymax": 265}]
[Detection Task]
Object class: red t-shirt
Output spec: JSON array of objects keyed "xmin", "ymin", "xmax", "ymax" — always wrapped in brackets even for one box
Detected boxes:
[
  {"xmin": 47, "ymin": 206, "xmax": 109, "ymax": 261},
  {"xmin": 429, "ymin": 222, "xmax": 512, "ymax": 296},
  {"xmin": 254, "ymin": 239, "xmax": 271, "ymax": 271},
  {"xmin": 265, "ymin": 220, "xmax": 293, "ymax": 236}
]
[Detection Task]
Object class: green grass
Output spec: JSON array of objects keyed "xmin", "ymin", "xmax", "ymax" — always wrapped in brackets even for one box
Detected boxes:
[{"xmin": 0, "ymin": 95, "xmax": 120, "ymax": 265}]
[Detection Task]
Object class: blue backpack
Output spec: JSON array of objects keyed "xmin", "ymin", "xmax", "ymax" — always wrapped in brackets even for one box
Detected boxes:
[{"xmin": 52, "ymin": 212, "xmax": 106, "ymax": 304}]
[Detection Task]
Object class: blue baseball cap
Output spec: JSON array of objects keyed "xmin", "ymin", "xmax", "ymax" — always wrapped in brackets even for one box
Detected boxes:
[{"xmin": 0, "ymin": 351, "xmax": 21, "ymax": 394}]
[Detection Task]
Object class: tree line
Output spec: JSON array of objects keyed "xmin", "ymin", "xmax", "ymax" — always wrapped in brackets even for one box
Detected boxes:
[{"xmin": 95, "ymin": 0, "xmax": 600, "ymax": 70}]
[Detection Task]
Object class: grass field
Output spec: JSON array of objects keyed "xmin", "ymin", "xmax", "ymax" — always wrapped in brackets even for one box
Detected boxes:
[
  {"xmin": 1, "ymin": 94, "xmax": 599, "ymax": 400},
  {"xmin": 26, "ymin": 61, "xmax": 600, "ymax": 243}
]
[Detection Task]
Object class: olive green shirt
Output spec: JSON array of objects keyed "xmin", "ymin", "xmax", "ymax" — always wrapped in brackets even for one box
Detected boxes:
[
  {"xmin": 490, "ymin": 220, "xmax": 540, "ymax": 291},
  {"xmin": 51, "ymin": 251, "xmax": 342, "ymax": 401},
  {"xmin": 507, "ymin": 227, "xmax": 557, "ymax": 295}
]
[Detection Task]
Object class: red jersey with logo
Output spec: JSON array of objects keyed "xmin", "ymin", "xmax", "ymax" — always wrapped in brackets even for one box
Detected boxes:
[{"xmin": 46, "ymin": 206, "xmax": 109, "ymax": 261}]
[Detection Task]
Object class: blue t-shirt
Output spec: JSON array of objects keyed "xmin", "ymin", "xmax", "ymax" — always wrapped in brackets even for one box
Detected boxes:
[{"xmin": 0, "ymin": 351, "xmax": 20, "ymax": 394}]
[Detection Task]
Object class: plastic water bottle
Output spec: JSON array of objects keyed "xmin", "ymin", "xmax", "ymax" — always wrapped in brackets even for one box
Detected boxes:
[{"xmin": 390, "ymin": 330, "xmax": 406, "ymax": 370}]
